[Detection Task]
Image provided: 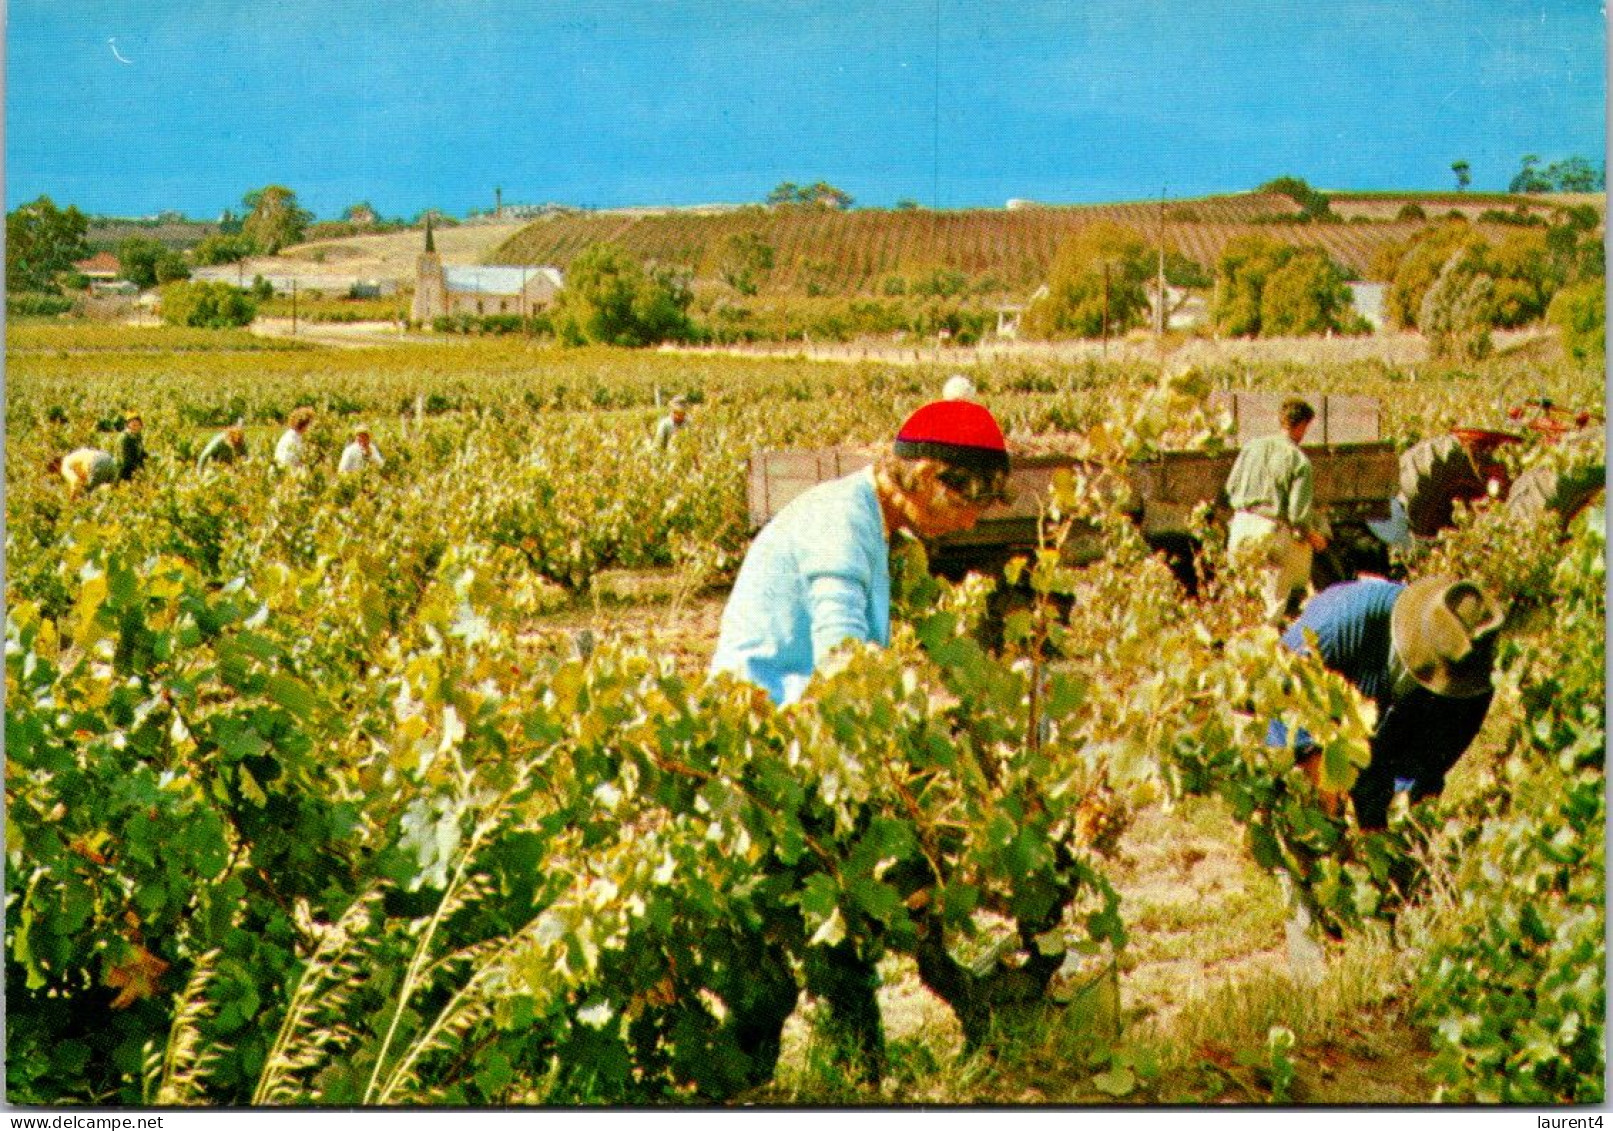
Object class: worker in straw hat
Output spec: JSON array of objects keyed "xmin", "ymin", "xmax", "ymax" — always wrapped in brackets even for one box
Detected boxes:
[
  {"xmin": 712, "ymin": 399, "xmax": 1011, "ymax": 706},
  {"xmin": 1269, "ymin": 574, "xmax": 1504, "ymax": 830},
  {"xmin": 338, "ymin": 424, "xmax": 385, "ymax": 474}
]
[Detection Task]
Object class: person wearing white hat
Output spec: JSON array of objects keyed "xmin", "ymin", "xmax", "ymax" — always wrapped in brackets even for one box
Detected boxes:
[
  {"xmin": 338, "ymin": 425, "xmax": 384, "ymax": 474},
  {"xmin": 1268, "ymin": 574, "xmax": 1503, "ymax": 830}
]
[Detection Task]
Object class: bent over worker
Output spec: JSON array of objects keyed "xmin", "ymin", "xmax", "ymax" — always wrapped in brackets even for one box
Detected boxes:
[
  {"xmin": 1270, "ymin": 575, "xmax": 1502, "ymax": 830},
  {"xmin": 197, "ymin": 421, "xmax": 248, "ymax": 469},
  {"xmin": 1368, "ymin": 429, "xmax": 1518, "ymax": 551},
  {"xmin": 711, "ymin": 399, "xmax": 1011, "ymax": 705},
  {"xmin": 1225, "ymin": 398, "xmax": 1329, "ymax": 623},
  {"xmin": 59, "ymin": 448, "xmax": 116, "ymax": 497}
]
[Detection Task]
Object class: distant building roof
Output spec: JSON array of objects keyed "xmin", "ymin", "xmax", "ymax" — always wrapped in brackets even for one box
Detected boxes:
[
  {"xmin": 75, "ymin": 252, "xmax": 120, "ymax": 276},
  {"xmin": 443, "ymin": 266, "xmax": 562, "ymax": 295}
]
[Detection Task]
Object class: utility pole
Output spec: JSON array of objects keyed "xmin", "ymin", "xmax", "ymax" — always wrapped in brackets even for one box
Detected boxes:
[
  {"xmin": 1101, "ymin": 261, "xmax": 1111, "ymax": 359},
  {"xmin": 1156, "ymin": 186, "xmax": 1168, "ymax": 376},
  {"xmin": 1156, "ymin": 187, "xmax": 1167, "ymax": 338},
  {"xmin": 290, "ymin": 279, "xmax": 297, "ymax": 336}
]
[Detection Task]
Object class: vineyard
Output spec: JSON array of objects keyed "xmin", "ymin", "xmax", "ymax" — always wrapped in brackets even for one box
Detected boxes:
[
  {"xmin": 4, "ymin": 320, "xmax": 1604, "ymax": 1106},
  {"xmin": 489, "ymin": 191, "xmax": 1586, "ymax": 296}
]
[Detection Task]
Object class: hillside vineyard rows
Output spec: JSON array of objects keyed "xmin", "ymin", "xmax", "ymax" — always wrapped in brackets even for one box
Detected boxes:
[
  {"xmin": 4, "ymin": 325, "xmax": 1605, "ymax": 1105},
  {"xmin": 491, "ymin": 192, "xmax": 1549, "ymax": 294}
]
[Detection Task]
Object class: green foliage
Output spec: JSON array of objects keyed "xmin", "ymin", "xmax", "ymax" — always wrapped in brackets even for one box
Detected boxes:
[
  {"xmin": 1477, "ymin": 207, "xmax": 1546, "ymax": 228},
  {"xmin": 7, "ymin": 292, "xmax": 77, "ymax": 317},
  {"xmin": 1554, "ymin": 204, "xmax": 1600, "ymax": 233},
  {"xmin": 119, "ymin": 237, "xmax": 190, "ymax": 288},
  {"xmin": 4, "ymin": 337, "xmax": 1603, "ymax": 1106},
  {"xmin": 1411, "ymin": 509, "xmax": 1605, "ymax": 1103},
  {"xmin": 1383, "ymin": 220, "xmax": 1572, "ymax": 344},
  {"xmin": 1258, "ymin": 251, "xmax": 1361, "ymax": 336},
  {"xmin": 1418, "ymin": 256, "xmax": 1494, "ymax": 362},
  {"xmin": 1163, "ymin": 250, "xmax": 1211, "ymax": 290},
  {"xmin": 1211, "ymin": 236, "xmax": 1358, "ymax": 337},
  {"xmin": 430, "ymin": 312, "xmax": 550, "ymax": 336},
  {"xmin": 7, "ymin": 195, "xmax": 91, "ymax": 293},
  {"xmin": 911, "ymin": 267, "xmax": 970, "ymax": 298},
  {"xmin": 1547, "ymin": 278, "xmax": 1606, "ymax": 363},
  {"xmin": 159, "ymin": 281, "xmax": 258, "ymax": 329},
  {"xmin": 718, "ymin": 231, "xmax": 775, "ymax": 295},
  {"xmin": 698, "ymin": 294, "xmax": 992, "ymax": 345},
  {"xmin": 1258, "ymin": 177, "xmax": 1338, "ymax": 223},
  {"xmin": 192, "ymin": 234, "xmax": 256, "ymax": 266},
  {"xmin": 1510, "ymin": 154, "xmax": 1605, "ymax": 194},
  {"xmin": 1477, "ymin": 229, "xmax": 1556, "ymax": 328},
  {"xmin": 1021, "ymin": 222, "xmax": 1153, "ymax": 340},
  {"xmin": 767, "ymin": 181, "xmax": 854, "ymax": 210},
  {"xmin": 1450, "ymin": 161, "xmax": 1471, "ymax": 192},
  {"xmin": 241, "ymin": 186, "xmax": 313, "ymax": 255},
  {"xmin": 1381, "ymin": 221, "xmax": 1483, "ymax": 329},
  {"xmin": 550, "ymin": 244, "xmax": 696, "ymax": 347}
]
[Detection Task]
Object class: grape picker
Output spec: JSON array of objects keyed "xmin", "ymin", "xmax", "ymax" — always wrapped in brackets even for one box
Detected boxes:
[
  {"xmin": 712, "ymin": 399, "xmax": 1011, "ymax": 705},
  {"xmin": 1271, "ymin": 575, "xmax": 1503, "ymax": 830},
  {"xmin": 1224, "ymin": 398, "xmax": 1330, "ymax": 624}
]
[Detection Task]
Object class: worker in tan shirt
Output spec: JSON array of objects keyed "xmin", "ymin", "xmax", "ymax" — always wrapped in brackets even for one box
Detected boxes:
[{"xmin": 1224, "ymin": 398, "xmax": 1329, "ymax": 623}]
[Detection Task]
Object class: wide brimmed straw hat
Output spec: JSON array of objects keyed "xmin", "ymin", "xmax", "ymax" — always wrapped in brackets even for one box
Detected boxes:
[{"xmin": 1390, "ymin": 576, "xmax": 1504, "ymax": 698}]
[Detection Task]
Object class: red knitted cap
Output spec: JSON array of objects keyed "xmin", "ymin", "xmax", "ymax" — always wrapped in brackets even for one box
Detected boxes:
[{"xmin": 894, "ymin": 400, "xmax": 1009, "ymax": 475}]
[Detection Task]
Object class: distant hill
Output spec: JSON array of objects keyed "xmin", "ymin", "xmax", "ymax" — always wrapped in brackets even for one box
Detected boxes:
[
  {"xmin": 488, "ymin": 191, "xmax": 1600, "ymax": 297},
  {"xmin": 87, "ymin": 217, "xmax": 220, "ymax": 253},
  {"xmin": 199, "ymin": 222, "xmax": 527, "ymax": 289}
]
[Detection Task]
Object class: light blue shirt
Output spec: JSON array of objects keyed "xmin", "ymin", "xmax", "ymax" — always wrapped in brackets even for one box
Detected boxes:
[{"xmin": 711, "ymin": 468, "xmax": 891, "ymax": 705}]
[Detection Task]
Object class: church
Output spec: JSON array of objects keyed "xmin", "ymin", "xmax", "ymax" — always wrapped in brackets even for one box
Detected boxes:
[{"xmin": 411, "ymin": 219, "xmax": 562, "ymax": 323}]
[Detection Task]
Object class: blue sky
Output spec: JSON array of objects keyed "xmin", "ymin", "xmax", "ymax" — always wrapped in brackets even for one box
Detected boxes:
[{"xmin": 5, "ymin": 0, "xmax": 1606, "ymax": 219}]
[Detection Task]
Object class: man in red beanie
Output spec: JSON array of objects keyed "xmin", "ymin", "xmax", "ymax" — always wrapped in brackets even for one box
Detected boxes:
[{"xmin": 712, "ymin": 400, "xmax": 1011, "ymax": 705}]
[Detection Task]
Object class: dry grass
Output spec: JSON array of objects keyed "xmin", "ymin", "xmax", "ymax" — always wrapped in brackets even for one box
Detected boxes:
[{"xmin": 226, "ymin": 222, "xmax": 527, "ymax": 284}]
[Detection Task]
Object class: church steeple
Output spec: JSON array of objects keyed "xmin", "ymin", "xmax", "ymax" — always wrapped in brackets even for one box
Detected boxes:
[{"xmin": 413, "ymin": 213, "xmax": 445, "ymax": 326}]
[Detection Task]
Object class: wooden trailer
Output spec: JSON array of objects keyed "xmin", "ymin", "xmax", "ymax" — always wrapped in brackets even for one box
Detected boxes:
[{"xmin": 746, "ymin": 394, "xmax": 1399, "ymax": 587}]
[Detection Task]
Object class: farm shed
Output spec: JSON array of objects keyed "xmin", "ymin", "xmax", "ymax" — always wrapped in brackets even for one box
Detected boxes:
[
  {"xmin": 1347, "ymin": 282, "xmax": 1388, "ymax": 331},
  {"xmin": 73, "ymin": 252, "xmax": 120, "ymax": 281}
]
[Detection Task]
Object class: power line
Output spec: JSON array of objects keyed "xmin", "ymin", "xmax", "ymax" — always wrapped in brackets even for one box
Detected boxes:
[{"xmin": 933, "ymin": 0, "xmax": 941, "ymax": 209}]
